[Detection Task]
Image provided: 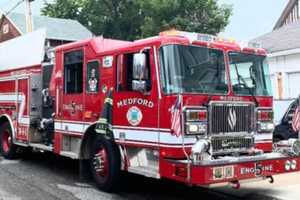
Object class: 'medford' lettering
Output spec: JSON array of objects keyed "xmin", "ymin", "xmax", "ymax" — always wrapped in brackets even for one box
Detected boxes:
[{"xmin": 117, "ymin": 98, "xmax": 154, "ymax": 108}]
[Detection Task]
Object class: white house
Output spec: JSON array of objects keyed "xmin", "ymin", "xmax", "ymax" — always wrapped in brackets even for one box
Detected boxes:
[{"xmin": 252, "ymin": 0, "xmax": 300, "ymax": 122}]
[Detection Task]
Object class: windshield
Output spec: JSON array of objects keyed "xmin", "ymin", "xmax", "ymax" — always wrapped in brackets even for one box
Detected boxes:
[
  {"xmin": 229, "ymin": 52, "xmax": 272, "ymax": 96},
  {"xmin": 159, "ymin": 45, "xmax": 228, "ymax": 94}
]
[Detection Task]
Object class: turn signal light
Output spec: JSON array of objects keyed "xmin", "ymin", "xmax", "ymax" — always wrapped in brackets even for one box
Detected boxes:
[
  {"xmin": 84, "ymin": 111, "xmax": 92, "ymax": 119},
  {"xmin": 291, "ymin": 160, "xmax": 297, "ymax": 170},
  {"xmin": 186, "ymin": 109, "xmax": 207, "ymax": 122},
  {"xmin": 257, "ymin": 109, "xmax": 273, "ymax": 121},
  {"xmin": 285, "ymin": 160, "xmax": 291, "ymax": 171},
  {"xmin": 285, "ymin": 159, "xmax": 298, "ymax": 171}
]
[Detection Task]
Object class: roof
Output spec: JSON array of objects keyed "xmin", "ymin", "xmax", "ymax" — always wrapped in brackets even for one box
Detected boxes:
[
  {"xmin": 251, "ymin": 20, "xmax": 300, "ymax": 53},
  {"xmin": 55, "ymin": 36, "xmax": 132, "ymax": 54},
  {"xmin": 274, "ymin": 0, "xmax": 298, "ymax": 30},
  {"xmin": 56, "ymin": 34, "xmax": 266, "ymax": 57},
  {"xmin": 6, "ymin": 12, "xmax": 93, "ymax": 41},
  {"xmin": 0, "ymin": 29, "xmax": 46, "ymax": 71}
]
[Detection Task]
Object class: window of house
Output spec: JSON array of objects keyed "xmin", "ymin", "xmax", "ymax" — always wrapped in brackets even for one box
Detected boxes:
[
  {"xmin": 3, "ymin": 24, "xmax": 9, "ymax": 34},
  {"xmin": 116, "ymin": 51, "xmax": 151, "ymax": 92},
  {"xmin": 64, "ymin": 50, "xmax": 83, "ymax": 94},
  {"xmin": 86, "ymin": 61, "xmax": 100, "ymax": 93}
]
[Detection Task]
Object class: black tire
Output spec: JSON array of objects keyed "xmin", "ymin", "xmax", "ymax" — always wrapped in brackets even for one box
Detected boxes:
[
  {"xmin": 89, "ymin": 135, "xmax": 121, "ymax": 192},
  {"xmin": 273, "ymin": 136, "xmax": 284, "ymax": 143},
  {"xmin": 0, "ymin": 122, "xmax": 18, "ymax": 159},
  {"xmin": 20, "ymin": 146, "xmax": 33, "ymax": 158}
]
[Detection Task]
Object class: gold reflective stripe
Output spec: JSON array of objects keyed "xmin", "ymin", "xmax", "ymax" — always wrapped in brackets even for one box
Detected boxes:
[
  {"xmin": 95, "ymin": 129, "xmax": 106, "ymax": 134},
  {"xmin": 97, "ymin": 118, "xmax": 107, "ymax": 124},
  {"xmin": 105, "ymin": 98, "xmax": 113, "ymax": 105}
]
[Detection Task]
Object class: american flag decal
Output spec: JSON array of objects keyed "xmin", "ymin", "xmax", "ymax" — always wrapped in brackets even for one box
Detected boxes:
[
  {"xmin": 171, "ymin": 95, "xmax": 182, "ymax": 137},
  {"xmin": 292, "ymin": 106, "xmax": 300, "ymax": 133}
]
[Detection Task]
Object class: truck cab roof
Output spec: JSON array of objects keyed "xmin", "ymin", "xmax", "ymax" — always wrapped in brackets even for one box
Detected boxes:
[{"xmin": 55, "ymin": 31, "xmax": 267, "ymax": 57}]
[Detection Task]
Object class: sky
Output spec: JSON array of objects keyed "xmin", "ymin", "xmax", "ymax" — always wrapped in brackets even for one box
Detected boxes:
[
  {"xmin": 219, "ymin": 0, "xmax": 288, "ymax": 40},
  {"xmin": 0, "ymin": 0, "xmax": 47, "ymax": 15},
  {"xmin": 0, "ymin": 0, "xmax": 289, "ymax": 41}
]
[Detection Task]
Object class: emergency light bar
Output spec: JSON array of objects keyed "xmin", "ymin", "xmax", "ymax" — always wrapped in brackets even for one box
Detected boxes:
[
  {"xmin": 160, "ymin": 29, "xmax": 217, "ymax": 43},
  {"xmin": 160, "ymin": 29, "xmax": 262, "ymax": 49},
  {"xmin": 248, "ymin": 41, "xmax": 262, "ymax": 49}
]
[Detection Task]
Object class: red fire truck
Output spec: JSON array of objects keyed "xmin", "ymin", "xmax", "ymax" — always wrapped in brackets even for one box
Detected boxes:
[{"xmin": 0, "ymin": 29, "xmax": 299, "ymax": 192}]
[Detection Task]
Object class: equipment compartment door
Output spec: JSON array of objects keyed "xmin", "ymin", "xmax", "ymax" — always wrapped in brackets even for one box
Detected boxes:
[{"xmin": 15, "ymin": 77, "xmax": 30, "ymax": 142}]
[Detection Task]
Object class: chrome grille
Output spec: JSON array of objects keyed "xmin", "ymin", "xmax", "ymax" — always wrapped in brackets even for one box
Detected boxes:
[
  {"xmin": 210, "ymin": 102, "xmax": 255, "ymax": 134},
  {"xmin": 211, "ymin": 136, "xmax": 255, "ymax": 155}
]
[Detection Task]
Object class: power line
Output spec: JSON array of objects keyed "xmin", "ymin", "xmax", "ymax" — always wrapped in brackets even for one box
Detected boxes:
[
  {"xmin": 5, "ymin": 0, "xmax": 24, "ymax": 15},
  {"xmin": 0, "ymin": 0, "xmax": 24, "ymax": 40},
  {"xmin": 0, "ymin": 0, "xmax": 13, "ymax": 8}
]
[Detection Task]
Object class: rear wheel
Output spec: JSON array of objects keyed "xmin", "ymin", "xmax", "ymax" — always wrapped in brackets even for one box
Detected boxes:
[
  {"xmin": 0, "ymin": 122, "xmax": 18, "ymax": 159},
  {"xmin": 89, "ymin": 135, "xmax": 121, "ymax": 192}
]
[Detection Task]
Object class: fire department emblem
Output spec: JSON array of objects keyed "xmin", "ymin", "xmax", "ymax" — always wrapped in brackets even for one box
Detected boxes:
[
  {"xmin": 88, "ymin": 78, "xmax": 97, "ymax": 92},
  {"xmin": 127, "ymin": 106, "xmax": 143, "ymax": 126},
  {"xmin": 88, "ymin": 68, "xmax": 98, "ymax": 92},
  {"xmin": 228, "ymin": 107, "xmax": 237, "ymax": 130}
]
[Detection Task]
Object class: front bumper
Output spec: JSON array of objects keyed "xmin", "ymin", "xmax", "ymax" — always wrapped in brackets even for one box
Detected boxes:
[{"xmin": 161, "ymin": 152, "xmax": 300, "ymax": 185}]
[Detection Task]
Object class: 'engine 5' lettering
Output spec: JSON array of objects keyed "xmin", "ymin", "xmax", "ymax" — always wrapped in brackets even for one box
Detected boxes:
[
  {"xmin": 240, "ymin": 164, "xmax": 273, "ymax": 175},
  {"xmin": 117, "ymin": 98, "xmax": 154, "ymax": 108}
]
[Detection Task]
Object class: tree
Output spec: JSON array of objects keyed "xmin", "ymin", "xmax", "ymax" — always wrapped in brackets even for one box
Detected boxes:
[{"xmin": 42, "ymin": 0, "xmax": 232, "ymax": 41}]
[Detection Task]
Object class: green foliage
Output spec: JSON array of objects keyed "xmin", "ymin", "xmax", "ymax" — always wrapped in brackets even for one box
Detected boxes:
[{"xmin": 42, "ymin": 0, "xmax": 232, "ymax": 41}]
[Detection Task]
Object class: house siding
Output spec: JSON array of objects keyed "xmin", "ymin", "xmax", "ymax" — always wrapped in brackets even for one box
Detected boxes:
[
  {"xmin": 267, "ymin": 52, "xmax": 300, "ymax": 122},
  {"xmin": 0, "ymin": 16, "xmax": 21, "ymax": 43}
]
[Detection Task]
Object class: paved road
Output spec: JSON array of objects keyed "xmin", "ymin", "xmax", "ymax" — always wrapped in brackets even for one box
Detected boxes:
[{"xmin": 0, "ymin": 152, "xmax": 297, "ymax": 200}]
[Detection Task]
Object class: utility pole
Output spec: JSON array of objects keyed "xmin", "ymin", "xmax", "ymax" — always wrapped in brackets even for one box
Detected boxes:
[{"xmin": 25, "ymin": 0, "xmax": 34, "ymax": 33}]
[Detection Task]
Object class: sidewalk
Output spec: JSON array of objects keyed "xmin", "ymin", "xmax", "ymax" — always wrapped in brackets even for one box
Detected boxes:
[{"xmin": 212, "ymin": 172, "xmax": 300, "ymax": 200}]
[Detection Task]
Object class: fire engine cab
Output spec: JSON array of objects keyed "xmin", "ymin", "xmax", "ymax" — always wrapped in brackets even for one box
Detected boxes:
[{"xmin": 0, "ymin": 29, "xmax": 299, "ymax": 191}]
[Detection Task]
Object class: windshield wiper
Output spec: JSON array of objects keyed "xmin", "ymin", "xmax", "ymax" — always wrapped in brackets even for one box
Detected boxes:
[{"xmin": 234, "ymin": 64, "xmax": 259, "ymax": 106}]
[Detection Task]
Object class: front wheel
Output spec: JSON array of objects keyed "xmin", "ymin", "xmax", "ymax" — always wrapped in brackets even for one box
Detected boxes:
[
  {"xmin": 89, "ymin": 135, "xmax": 121, "ymax": 192},
  {"xmin": 0, "ymin": 122, "xmax": 18, "ymax": 159}
]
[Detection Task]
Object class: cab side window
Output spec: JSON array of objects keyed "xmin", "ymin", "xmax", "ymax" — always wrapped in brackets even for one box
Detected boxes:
[
  {"xmin": 86, "ymin": 61, "xmax": 100, "ymax": 93},
  {"xmin": 64, "ymin": 50, "xmax": 83, "ymax": 94},
  {"xmin": 117, "ymin": 51, "xmax": 151, "ymax": 92}
]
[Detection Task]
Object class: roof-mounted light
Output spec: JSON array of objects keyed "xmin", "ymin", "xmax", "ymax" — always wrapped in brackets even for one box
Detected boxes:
[
  {"xmin": 159, "ymin": 30, "xmax": 262, "ymax": 50},
  {"xmin": 248, "ymin": 41, "xmax": 262, "ymax": 49},
  {"xmin": 159, "ymin": 29, "xmax": 217, "ymax": 43}
]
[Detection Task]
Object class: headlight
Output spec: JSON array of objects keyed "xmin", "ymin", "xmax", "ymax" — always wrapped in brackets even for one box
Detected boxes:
[
  {"xmin": 186, "ymin": 123, "xmax": 207, "ymax": 135},
  {"xmin": 185, "ymin": 108, "xmax": 208, "ymax": 135},
  {"xmin": 256, "ymin": 108, "xmax": 274, "ymax": 133},
  {"xmin": 188, "ymin": 124, "xmax": 198, "ymax": 133},
  {"xmin": 257, "ymin": 122, "xmax": 274, "ymax": 133}
]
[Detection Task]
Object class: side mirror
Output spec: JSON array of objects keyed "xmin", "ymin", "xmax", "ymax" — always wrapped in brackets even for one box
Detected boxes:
[
  {"xmin": 132, "ymin": 80, "xmax": 146, "ymax": 92},
  {"xmin": 132, "ymin": 53, "xmax": 147, "ymax": 92},
  {"xmin": 133, "ymin": 53, "xmax": 147, "ymax": 80}
]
